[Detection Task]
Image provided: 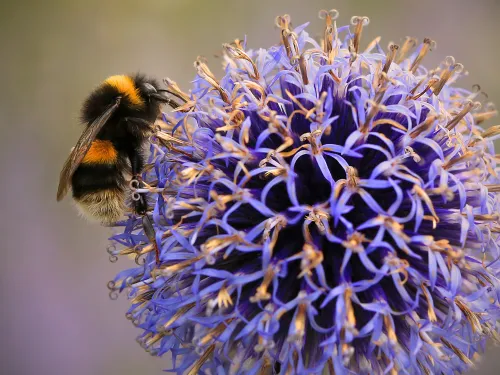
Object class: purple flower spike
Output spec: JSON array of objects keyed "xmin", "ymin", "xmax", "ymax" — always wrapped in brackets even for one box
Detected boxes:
[{"xmin": 107, "ymin": 10, "xmax": 500, "ymax": 375}]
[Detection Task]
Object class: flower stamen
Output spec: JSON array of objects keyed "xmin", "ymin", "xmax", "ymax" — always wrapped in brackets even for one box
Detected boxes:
[
  {"xmin": 195, "ymin": 57, "xmax": 230, "ymax": 103},
  {"xmin": 396, "ymin": 36, "xmax": 418, "ymax": 63},
  {"xmin": 410, "ymin": 38, "xmax": 435, "ymax": 73},
  {"xmin": 160, "ymin": 302, "xmax": 196, "ymax": 332},
  {"xmin": 153, "ymin": 255, "xmax": 204, "ymax": 278},
  {"xmin": 250, "ymin": 265, "xmax": 276, "ymax": 302},
  {"xmin": 276, "ymin": 14, "xmax": 299, "ymax": 60},
  {"xmin": 382, "ymin": 44, "xmax": 399, "ymax": 75},
  {"xmin": 187, "ymin": 344, "xmax": 216, "ymax": 375},
  {"xmin": 474, "ymin": 103, "xmax": 498, "ymax": 124},
  {"xmin": 420, "ymin": 282, "xmax": 438, "ymax": 322},
  {"xmin": 433, "ymin": 59, "xmax": 464, "ymax": 95},
  {"xmin": 409, "ymin": 115, "xmax": 438, "ymax": 138},
  {"xmin": 319, "ymin": 9, "xmax": 338, "ymax": 55},
  {"xmin": 298, "ymin": 53, "xmax": 309, "ymax": 85},
  {"xmin": 342, "ymin": 232, "xmax": 369, "ymax": 253},
  {"xmin": 298, "ymin": 243, "xmax": 324, "ymax": 278},
  {"xmin": 440, "ymin": 338, "xmax": 474, "ymax": 366},
  {"xmin": 350, "ymin": 16, "xmax": 370, "ymax": 54},
  {"xmin": 446, "ymin": 101, "xmax": 481, "ymax": 130},
  {"xmin": 223, "ymin": 43, "xmax": 260, "ymax": 80},
  {"xmin": 409, "ymin": 78, "xmax": 439, "ymax": 100}
]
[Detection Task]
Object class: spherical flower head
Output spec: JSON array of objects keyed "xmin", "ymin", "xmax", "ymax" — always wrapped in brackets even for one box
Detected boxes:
[{"xmin": 108, "ymin": 10, "xmax": 500, "ymax": 375}]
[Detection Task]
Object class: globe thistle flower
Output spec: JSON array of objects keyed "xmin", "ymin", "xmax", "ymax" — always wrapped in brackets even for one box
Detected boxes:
[{"xmin": 107, "ymin": 10, "xmax": 500, "ymax": 375}]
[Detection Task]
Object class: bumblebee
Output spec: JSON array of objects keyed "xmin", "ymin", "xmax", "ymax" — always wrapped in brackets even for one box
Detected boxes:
[{"xmin": 57, "ymin": 74, "xmax": 178, "ymax": 262}]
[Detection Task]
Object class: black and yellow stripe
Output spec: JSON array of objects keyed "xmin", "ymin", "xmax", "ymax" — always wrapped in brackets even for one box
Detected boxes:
[
  {"xmin": 104, "ymin": 75, "xmax": 145, "ymax": 108},
  {"xmin": 72, "ymin": 140, "xmax": 126, "ymax": 223},
  {"xmin": 62, "ymin": 73, "xmax": 168, "ymax": 224}
]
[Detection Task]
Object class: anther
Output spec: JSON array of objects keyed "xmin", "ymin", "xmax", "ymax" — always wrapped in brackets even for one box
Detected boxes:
[
  {"xmin": 345, "ymin": 166, "xmax": 360, "ymax": 189},
  {"xmin": 396, "ymin": 37, "xmax": 418, "ymax": 63},
  {"xmin": 440, "ymin": 338, "xmax": 474, "ymax": 366},
  {"xmin": 446, "ymin": 100, "xmax": 480, "ymax": 130},
  {"xmin": 462, "ymin": 213, "xmax": 500, "ymax": 222},
  {"xmin": 344, "ymin": 288, "xmax": 357, "ymax": 329},
  {"xmin": 360, "ymin": 93, "xmax": 387, "ymax": 133},
  {"xmin": 410, "ymin": 38, "xmax": 435, "ymax": 73},
  {"xmin": 232, "ymin": 38, "xmax": 244, "ymax": 49},
  {"xmin": 404, "ymin": 146, "xmax": 421, "ymax": 162},
  {"xmin": 409, "ymin": 78, "xmax": 439, "ymax": 100},
  {"xmin": 342, "ymin": 232, "xmax": 368, "ymax": 253},
  {"xmin": 350, "ymin": 16, "xmax": 370, "ymax": 54},
  {"xmin": 298, "ymin": 53, "xmax": 309, "ymax": 85},
  {"xmin": 187, "ymin": 344, "xmax": 216, "ymax": 375},
  {"xmin": 319, "ymin": 9, "xmax": 339, "ymax": 54},
  {"xmin": 298, "ymin": 243, "xmax": 324, "ymax": 278},
  {"xmin": 250, "ymin": 265, "xmax": 276, "ymax": 303},
  {"xmin": 163, "ymin": 78, "xmax": 190, "ymax": 103},
  {"xmin": 432, "ymin": 61, "xmax": 464, "ymax": 95},
  {"xmin": 409, "ymin": 114, "xmax": 438, "ymax": 138},
  {"xmin": 474, "ymin": 103, "xmax": 498, "ymax": 124},
  {"xmin": 276, "ymin": 14, "xmax": 298, "ymax": 59},
  {"xmin": 382, "ymin": 44, "xmax": 399, "ymax": 74},
  {"xmin": 480, "ymin": 124, "xmax": 500, "ymax": 139},
  {"xmin": 158, "ymin": 303, "xmax": 196, "ymax": 332},
  {"xmin": 194, "ymin": 57, "xmax": 229, "ymax": 103},
  {"xmin": 420, "ymin": 282, "xmax": 437, "ymax": 322},
  {"xmin": 256, "ymin": 355, "xmax": 273, "ymax": 374},
  {"xmin": 442, "ymin": 151, "xmax": 475, "ymax": 170},
  {"xmin": 223, "ymin": 43, "xmax": 260, "ymax": 80},
  {"xmin": 197, "ymin": 320, "xmax": 234, "ymax": 347}
]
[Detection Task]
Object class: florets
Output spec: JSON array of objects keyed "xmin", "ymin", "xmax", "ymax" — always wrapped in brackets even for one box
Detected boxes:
[{"xmin": 108, "ymin": 10, "xmax": 500, "ymax": 375}]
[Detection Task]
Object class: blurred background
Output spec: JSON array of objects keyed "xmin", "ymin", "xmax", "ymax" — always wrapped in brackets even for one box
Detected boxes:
[{"xmin": 1, "ymin": 0, "xmax": 499, "ymax": 374}]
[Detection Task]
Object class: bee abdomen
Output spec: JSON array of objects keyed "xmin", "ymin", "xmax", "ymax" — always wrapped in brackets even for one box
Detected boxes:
[
  {"xmin": 74, "ymin": 188, "xmax": 125, "ymax": 224},
  {"xmin": 71, "ymin": 140, "xmax": 126, "ymax": 224}
]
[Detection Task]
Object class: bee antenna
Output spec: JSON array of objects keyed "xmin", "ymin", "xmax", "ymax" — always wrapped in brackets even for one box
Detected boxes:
[
  {"xmin": 149, "ymin": 93, "xmax": 181, "ymax": 109},
  {"xmin": 157, "ymin": 89, "xmax": 188, "ymax": 104}
]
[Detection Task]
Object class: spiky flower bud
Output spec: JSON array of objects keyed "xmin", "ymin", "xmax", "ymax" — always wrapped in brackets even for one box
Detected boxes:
[{"xmin": 108, "ymin": 10, "xmax": 500, "ymax": 375}]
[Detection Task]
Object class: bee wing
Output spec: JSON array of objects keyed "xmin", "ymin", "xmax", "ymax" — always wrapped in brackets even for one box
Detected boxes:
[{"xmin": 56, "ymin": 98, "xmax": 121, "ymax": 201}]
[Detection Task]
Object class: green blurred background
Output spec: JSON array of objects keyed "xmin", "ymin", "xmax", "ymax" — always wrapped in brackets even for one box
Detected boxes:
[{"xmin": 1, "ymin": 0, "xmax": 499, "ymax": 374}]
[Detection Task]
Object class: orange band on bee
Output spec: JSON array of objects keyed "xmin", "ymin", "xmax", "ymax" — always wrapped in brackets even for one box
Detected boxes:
[
  {"xmin": 82, "ymin": 140, "xmax": 118, "ymax": 164},
  {"xmin": 104, "ymin": 75, "xmax": 144, "ymax": 108}
]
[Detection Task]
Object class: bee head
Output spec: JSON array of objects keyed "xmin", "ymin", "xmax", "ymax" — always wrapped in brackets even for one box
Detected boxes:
[{"xmin": 136, "ymin": 77, "xmax": 171, "ymax": 105}]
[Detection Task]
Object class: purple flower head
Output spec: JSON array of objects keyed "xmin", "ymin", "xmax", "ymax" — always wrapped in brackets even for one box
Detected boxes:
[{"xmin": 107, "ymin": 10, "xmax": 500, "ymax": 375}]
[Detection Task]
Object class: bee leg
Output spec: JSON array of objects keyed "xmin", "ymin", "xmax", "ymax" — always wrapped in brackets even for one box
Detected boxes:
[
  {"xmin": 273, "ymin": 362, "xmax": 281, "ymax": 374},
  {"xmin": 129, "ymin": 151, "xmax": 160, "ymax": 265},
  {"xmin": 134, "ymin": 187, "xmax": 149, "ymax": 215},
  {"xmin": 129, "ymin": 151, "xmax": 148, "ymax": 215},
  {"xmin": 124, "ymin": 117, "xmax": 152, "ymax": 131},
  {"xmin": 142, "ymin": 214, "xmax": 161, "ymax": 265}
]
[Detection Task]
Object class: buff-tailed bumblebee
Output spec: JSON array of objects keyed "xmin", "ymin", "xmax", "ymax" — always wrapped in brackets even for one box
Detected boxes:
[{"xmin": 57, "ymin": 74, "xmax": 178, "ymax": 263}]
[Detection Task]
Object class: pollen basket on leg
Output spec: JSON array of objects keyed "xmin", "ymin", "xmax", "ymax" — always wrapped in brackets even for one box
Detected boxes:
[{"xmin": 104, "ymin": 75, "xmax": 144, "ymax": 108}]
